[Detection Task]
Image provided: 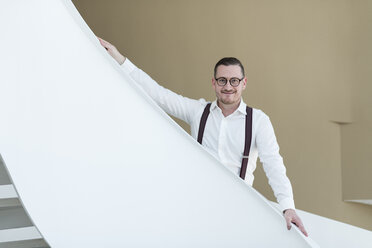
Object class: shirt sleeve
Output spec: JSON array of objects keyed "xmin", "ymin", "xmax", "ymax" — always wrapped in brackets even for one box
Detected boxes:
[
  {"xmin": 255, "ymin": 113, "xmax": 295, "ymax": 211},
  {"xmin": 120, "ymin": 58, "xmax": 204, "ymax": 124}
]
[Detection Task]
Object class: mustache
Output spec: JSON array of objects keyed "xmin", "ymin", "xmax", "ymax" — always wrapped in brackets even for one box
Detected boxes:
[{"xmin": 221, "ymin": 90, "xmax": 236, "ymax": 93}]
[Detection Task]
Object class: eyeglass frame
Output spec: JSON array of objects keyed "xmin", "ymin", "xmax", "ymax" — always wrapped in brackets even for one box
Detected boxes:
[{"xmin": 214, "ymin": 77, "xmax": 245, "ymax": 87}]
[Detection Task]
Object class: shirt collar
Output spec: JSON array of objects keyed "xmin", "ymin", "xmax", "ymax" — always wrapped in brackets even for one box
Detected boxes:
[{"xmin": 211, "ymin": 99, "xmax": 247, "ymax": 115}]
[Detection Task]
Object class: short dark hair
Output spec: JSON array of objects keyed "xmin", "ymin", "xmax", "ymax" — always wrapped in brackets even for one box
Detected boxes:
[{"xmin": 214, "ymin": 57, "xmax": 245, "ymax": 79}]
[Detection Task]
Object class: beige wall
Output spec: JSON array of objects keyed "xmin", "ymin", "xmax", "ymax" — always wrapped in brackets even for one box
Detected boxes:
[
  {"xmin": 72, "ymin": 0, "xmax": 372, "ymax": 231},
  {"xmin": 341, "ymin": 1, "xmax": 372, "ymax": 201}
]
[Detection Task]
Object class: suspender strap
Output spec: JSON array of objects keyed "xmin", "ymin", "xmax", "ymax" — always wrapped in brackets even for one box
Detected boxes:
[
  {"xmin": 197, "ymin": 103, "xmax": 253, "ymax": 180},
  {"xmin": 197, "ymin": 103, "xmax": 211, "ymax": 144},
  {"xmin": 239, "ymin": 106, "xmax": 253, "ymax": 180}
]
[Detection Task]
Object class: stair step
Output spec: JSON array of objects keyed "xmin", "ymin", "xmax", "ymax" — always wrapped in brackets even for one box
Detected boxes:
[
  {"xmin": 0, "ymin": 185, "xmax": 20, "ymax": 208},
  {"xmin": 0, "ymin": 226, "xmax": 47, "ymax": 248},
  {"xmin": 0, "ymin": 185, "xmax": 17, "ymax": 200}
]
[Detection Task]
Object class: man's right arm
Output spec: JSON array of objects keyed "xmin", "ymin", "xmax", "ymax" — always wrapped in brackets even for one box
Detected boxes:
[{"xmin": 98, "ymin": 37, "xmax": 204, "ymax": 124}]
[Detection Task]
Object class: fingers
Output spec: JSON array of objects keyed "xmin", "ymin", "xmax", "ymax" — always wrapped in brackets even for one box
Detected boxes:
[
  {"xmin": 98, "ymin": 40, "xmax": 108, "ymax": 51},
  {"xmin": 97, "ymin": 36, "xmax": 108, "ymax": 44},
  {"xmin": 284, "ymin": 210, "xmax": 308, "ymax": 237},
  {"xmin": 291, "ymin": 217, "xmax": 308, "ymax": 237},
  {"xmin": 296, "ymin": 221, "xmax": 308, "ymax": 237},
  {"xmin": 96, "ymin": 36, "xmax": 125, "ymax": 64},
  {"xmin": 285, "ymin": 215, "xmax": 292, "ymax": 230},
  {"xmin": 97, "ymin": 37, "xmax": 112, "ymax": 49}
]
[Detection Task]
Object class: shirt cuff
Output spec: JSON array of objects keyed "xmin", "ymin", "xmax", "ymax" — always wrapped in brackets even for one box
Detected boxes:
[
  {"xmin": 121, "ymin": 58, "xmax": 136, "ymax": 74},
  {"xmin": 278, "ymin": 197, "xmax": 295, "ymax": 212}
]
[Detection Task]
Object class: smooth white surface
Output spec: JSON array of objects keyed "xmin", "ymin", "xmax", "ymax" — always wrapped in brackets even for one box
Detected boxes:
[
  {"xmin": 298, "ymin": 210, "xmax": 372, "ymax": 248},
  {"xmin": 0, "ymin": 1, "xmax": 316, "ymax": 247}
]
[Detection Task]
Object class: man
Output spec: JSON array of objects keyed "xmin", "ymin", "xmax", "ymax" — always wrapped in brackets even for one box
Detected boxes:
[{"xmin": 98, "ymin": 37, "xmax": 308, "ymax": 237}]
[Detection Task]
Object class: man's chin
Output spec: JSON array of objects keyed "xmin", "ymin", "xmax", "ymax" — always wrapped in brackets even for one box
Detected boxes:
[{"xmin": 220, "ymin": 98, "xmax": 236, "ymax": 105}]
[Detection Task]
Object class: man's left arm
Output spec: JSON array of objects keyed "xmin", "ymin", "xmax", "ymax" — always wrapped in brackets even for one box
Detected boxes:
[{"xmin": 255, "ymin": 113, "xmax": 308, "ymax": 237}]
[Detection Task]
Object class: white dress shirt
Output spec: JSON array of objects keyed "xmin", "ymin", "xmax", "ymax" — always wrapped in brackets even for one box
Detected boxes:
[{"xmin": 121, "ymin": 59, "xmax": 295, "ymax": 211}]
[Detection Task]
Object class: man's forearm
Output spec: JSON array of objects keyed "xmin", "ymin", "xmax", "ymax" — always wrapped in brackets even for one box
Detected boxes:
[{"xmin": 120, "ymin": 59, "xmax": 201, "ymax": 124}]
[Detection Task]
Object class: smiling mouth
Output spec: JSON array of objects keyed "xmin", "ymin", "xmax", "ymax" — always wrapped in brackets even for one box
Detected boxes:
[{"xmin": 222, "ymin": 91, "xmax": 235, "ymax": 94}]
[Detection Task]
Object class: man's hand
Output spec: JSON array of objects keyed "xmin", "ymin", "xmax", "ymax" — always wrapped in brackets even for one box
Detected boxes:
[
  {"xmin": 283, "ymin": 209, "xmax": 308, "ymax": 237},
  {"xmin": 97, "ymin": 37, "xmax": 126, "ymax": 65}
]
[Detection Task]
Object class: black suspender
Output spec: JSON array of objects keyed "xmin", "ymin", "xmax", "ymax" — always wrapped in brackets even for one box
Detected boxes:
[
  {"xmin": 197, "ymin": 103, "xmax": 212, "ymax": 144},
  {"xmin": 197, "ymin": 103, "xmax": 253, "ymax": 180},
  {"xmin": 240, "ymin": 106, "xmax": 253, "ymax": 180}
]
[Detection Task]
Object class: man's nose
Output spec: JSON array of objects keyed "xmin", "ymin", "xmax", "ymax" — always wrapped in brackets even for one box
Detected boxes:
[{"xmin": 223, "ymin": 81, "xmax": 233, "ymax": 90}]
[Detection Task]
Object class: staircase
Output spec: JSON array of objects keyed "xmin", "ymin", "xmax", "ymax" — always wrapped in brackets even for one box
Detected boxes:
[{"xmin": 0, "ymin": 158, "xmax": 48, "ymax": 248}]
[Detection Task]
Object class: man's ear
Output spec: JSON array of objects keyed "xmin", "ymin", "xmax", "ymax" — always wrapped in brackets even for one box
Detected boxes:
[
  {"xmin": 212, "ymin": 77, "xmax": 216, "ymax": 87},
  {"xmin": 242, "ymin": 77, "xmax": 247, "ymax": 89}
]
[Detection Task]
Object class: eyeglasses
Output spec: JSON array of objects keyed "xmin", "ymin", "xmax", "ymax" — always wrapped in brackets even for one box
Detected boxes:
[{"xmin": 215, "ymin": 77, "xmax": 244, "ymax": 87}]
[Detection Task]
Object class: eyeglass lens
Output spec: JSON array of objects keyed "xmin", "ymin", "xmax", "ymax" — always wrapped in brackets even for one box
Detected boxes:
[{"xmin": 216, "ymin": 77, "xmax": 241, "ymax": 87}]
